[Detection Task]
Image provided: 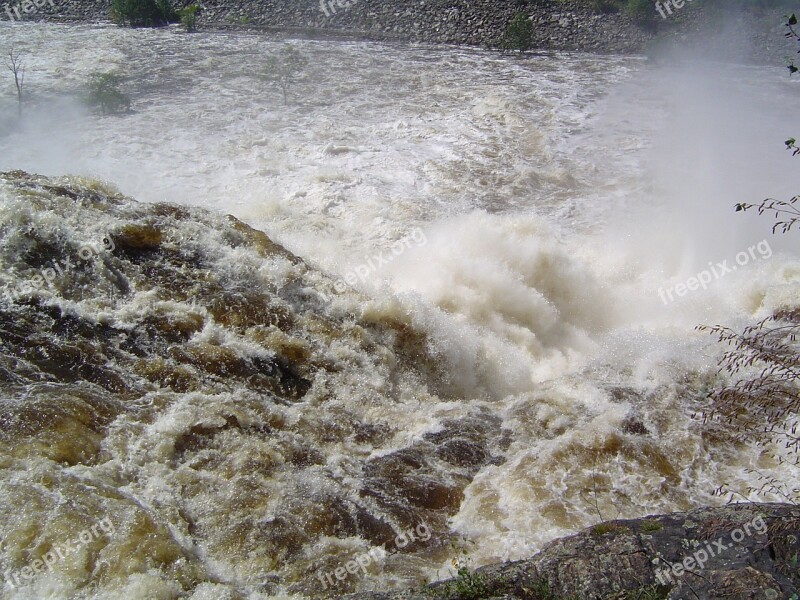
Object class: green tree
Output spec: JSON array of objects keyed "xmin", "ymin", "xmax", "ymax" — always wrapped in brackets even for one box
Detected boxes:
[
  {"xmin": 110, "ymin": 0, "xmax": 177, "ymax": 27},
  {"xmin": 501, "ymin": 13, "xmax": 534, "ymax": 53},
  {"xmin": 263, "ymin": 45, "xmax": 309, "ymax": 105},
  {"xmin": 589, "ymin": 0, "xmax": 621, "ymax": 13},
  {"xmin": 87, "ymin": 72, "xmax": 131, "ymax": 116},
  {"xmin": 625, "ymin": 0, "xmax": 656, "ymax": 27}
]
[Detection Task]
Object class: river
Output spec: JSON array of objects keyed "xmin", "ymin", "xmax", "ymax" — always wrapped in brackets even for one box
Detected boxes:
[{"xmin": 0, "ymin": 21, "xmax": 798, "ymax": 599}]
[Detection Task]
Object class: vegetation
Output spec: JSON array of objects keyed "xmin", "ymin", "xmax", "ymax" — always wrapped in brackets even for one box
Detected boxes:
[
  {"xmin": 622, "ymin": 586, "xmax": 670, "ymax": 600},
  {"xmin": 702, "ymin": 0, "xmax": 796, "ymax": 8},
  {"xmin": 429, "ymin": 566, "xmax": 491, "ymax": 599},
  {"xmin": 178, "ymin": 3, "xmax": 200, "ymax": 32},
  {"xmin": 698, "ymin": 308, "xmax": 800, "ymax": 466},
  {"xmin": 582, "ymin": 0, "xmax": 794, "ymax": 14},
  {"xmin": 640, "ymin": 519, "xmax": 663, "ymax": 532},
  {"xmin": 587, "ymin": 0, "xmax": 620, "ymax": 14},
  {"xmin": 624, "ymin": 0, "xmax": 656, "ymax": 26},
  {"xmin": 6, "ymin": 47, "xmax": 24, "ymax": 118},
  {"xmin": 591, "ymin": 522, "xmax": 627, "ymax": 536},
  {"xmin": 699, "ymin": 12, "xmax": 800, "ymax": 501},
  {"xmin": 581, "ymin": 0, "xmax": 659, "ymax": 25},
  {"xmin": 225, "ymin": 14, "xmax": 252, "ymax": 25},
  {"xmin": 525, "ymin": 579, "xmax": 580, "ymax": 600},
  {"xmin": 87, "ymin": 72, "xmax": 131, "ymax": 115},
  {"xmin": 500, "ymin": 13, "xmax": 534, "ymax": 52},
  {"xmin": 263, "ymin": 45, "xmax": 309, "ymax": 105},
  {"xmin": 736, "ymin": 196, "xmax": 800, "ymax": 235},
  {"xmin": 423, "ymin": 562, "xmax": 588, "ymax": 599},
  {"xmin": 110, "ymin": 0, "xmax": 177, "ymax": 27}
]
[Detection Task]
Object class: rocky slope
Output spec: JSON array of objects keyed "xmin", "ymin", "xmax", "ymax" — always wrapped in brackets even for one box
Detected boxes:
[
  {"xmin": 345, "ymin": 503, "xmax": 800, "ymax": 600},
  {"xmin": 5, "ymin": 0, "xmax": 796, "ymax": 60},
  {"xmin": 8, "ymin": 0, "xmax": 648, "ymax": 52}
]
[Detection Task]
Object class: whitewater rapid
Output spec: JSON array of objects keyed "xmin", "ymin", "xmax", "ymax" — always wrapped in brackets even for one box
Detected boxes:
[{"xmin": 0, "ymin": 21, "xmax": 799, "ymax": 599}]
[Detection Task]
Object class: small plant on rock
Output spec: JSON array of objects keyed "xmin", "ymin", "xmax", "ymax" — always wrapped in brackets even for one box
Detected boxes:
[{"xmin": 431, "ymin": 566, "xmax": 490, "ymax": 599}]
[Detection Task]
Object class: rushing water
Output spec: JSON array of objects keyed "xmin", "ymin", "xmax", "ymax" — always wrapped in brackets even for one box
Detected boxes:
[{"xmin": 0, "ymin": 21, "xmax": 799, "ymax": 600}]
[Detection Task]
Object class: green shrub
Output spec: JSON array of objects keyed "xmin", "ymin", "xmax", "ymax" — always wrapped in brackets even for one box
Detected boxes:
[
  {"xmin": 178, "ymin": 3, "xmax": 200, "ymax": 32},
  {"xmin": 591, "ymin": 522, "xmax": 627, "ymax": 536},
  {"xmin": 589, "ymin": 0, "xmax": 622, "ymax": 13},
  {"xmin": 87, "ymin": 72, "xmax": 131, "ymax": 115},
  {"xmin": 501, "ymin": 12, "xmax": 534, "ymax": 52},
  {"xmin": 430, "ymin": 566, "xmax": 490, "ymax": 599},
  {"xmin": 110, "ymin": 0, "xmax": 177, "ymax": 26},
  {"xmin": 625, "ymin": 0, "xmax": 656, "ymax": 25},
  {"xmin": 640, "ymin": 519, "xmax": 663, "ymax": 532}
]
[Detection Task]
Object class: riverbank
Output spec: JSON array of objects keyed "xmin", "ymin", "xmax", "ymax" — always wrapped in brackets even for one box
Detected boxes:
[{"xmin": 3, "ymin": 0, "xmax": 797, "ymax": 61}]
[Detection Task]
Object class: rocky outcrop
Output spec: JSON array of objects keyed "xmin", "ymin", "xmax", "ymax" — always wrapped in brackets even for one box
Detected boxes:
[{"xmin": 344, "ymin": 503, "xmax": 800, "ymax": 599}]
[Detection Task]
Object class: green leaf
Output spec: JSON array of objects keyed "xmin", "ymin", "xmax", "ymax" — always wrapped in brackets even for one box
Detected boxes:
[{"xmin": 789, "ymin": 13, "xmax": 797, "ymax": 26}]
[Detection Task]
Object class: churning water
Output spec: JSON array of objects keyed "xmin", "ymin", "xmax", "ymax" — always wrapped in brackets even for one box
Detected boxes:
[{"xmin": 0, "ymin": 21, "xmax": 798, "ymax": 599}]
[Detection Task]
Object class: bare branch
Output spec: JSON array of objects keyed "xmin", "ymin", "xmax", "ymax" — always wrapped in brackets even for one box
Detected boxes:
[{"xmin": 7, "ymin": 46, "xmax": 25, "ymax": 117}]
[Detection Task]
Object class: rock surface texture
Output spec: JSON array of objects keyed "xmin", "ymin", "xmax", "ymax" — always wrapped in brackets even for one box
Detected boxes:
[
  {"xmin": 4, "ymin": 0, "xmax": 796, "ymax": 61},
  {"xmin": 344, "ymin": 503, "xmax": 800, "ymax": 599}
]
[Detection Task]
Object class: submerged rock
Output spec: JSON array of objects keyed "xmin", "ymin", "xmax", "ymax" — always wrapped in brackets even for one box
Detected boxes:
[{"xmin": 0, "ymin": 171, "xmax": 509, "ymax": 598}]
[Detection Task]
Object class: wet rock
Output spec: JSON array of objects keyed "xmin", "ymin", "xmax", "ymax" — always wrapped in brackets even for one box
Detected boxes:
[
  {"xmin": 0, "ymin": 385, "xmax": 122, "ymax": 464},
  {"xmin": 0, "ymin": 172, "xmax": 456, "ymax": 595},
  {"xmin": 343, "ymin": 503, "xmax": 800, "ymax": 600},
  {"xmin": 360, "ymin": 413, "xmax": 509, "ymax": 530},
  {"xmin": 621, "ymin": 416, "xmax": 649, "ymax": 436},
  {"xmin": 225, "ymin": 215, "xmax": 298, "ymax": 262},
  {"xmin": 112, "ymin": 223, "xmax": 163, "ymax": 252}
]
